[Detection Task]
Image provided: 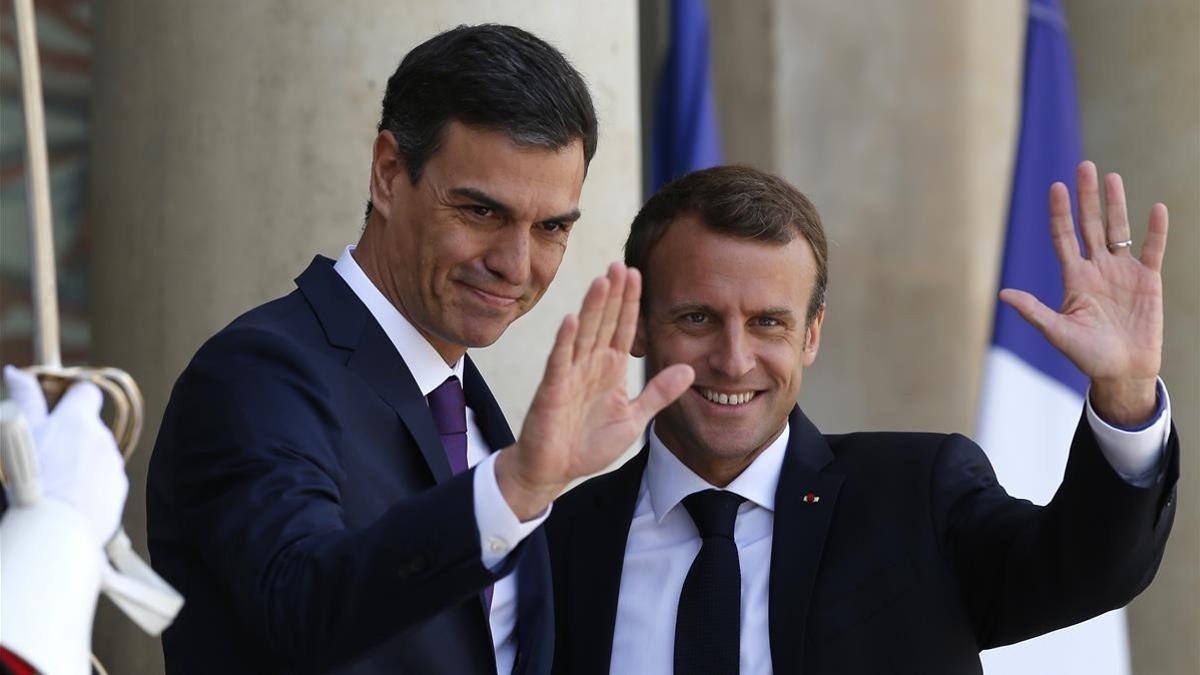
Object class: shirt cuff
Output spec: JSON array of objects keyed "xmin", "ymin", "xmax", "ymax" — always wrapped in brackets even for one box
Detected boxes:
[
  {"xmin": 1084, "ymin": 378, "xmax": 1171, "ymax": 487},
  {"xmin": 473, "ymin": 450, "xmax": 551, "ymax": 571}
]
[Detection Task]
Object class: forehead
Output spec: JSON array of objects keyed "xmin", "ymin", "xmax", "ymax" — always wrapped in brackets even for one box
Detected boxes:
[
  {"xmin": 645, "ymin": 215, "xmax": 817, "ymax": 312},
  {"xmin": 424, "ymin": 121, "xmax": 586, "ymax": 215}
]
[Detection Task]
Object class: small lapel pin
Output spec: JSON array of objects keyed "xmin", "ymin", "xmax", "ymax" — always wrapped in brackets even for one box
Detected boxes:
[{"xmin": 803, "ymin": 491, "xmax": 820, "ymax": 504}]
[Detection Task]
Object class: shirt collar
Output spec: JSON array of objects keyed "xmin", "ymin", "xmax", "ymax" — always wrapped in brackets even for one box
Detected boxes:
[
  {"xmin": 645, "ymin": 420, "xmax": 790, "ymax": 523},
  {"xmin": 333, "ymin": 245, "xmax": 464, "ymax": 396}
]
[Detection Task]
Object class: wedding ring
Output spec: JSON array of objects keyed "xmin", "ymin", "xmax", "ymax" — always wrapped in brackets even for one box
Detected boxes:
[{"xmin": 1106, "ymin": 239, "xmax": 1133, "ymax": 250}]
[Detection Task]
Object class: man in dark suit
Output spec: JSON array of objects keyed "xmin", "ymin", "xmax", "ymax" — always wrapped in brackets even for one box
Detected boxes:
[
  {"xmin": 547, "ymin": 165, "xmax": 1178, "ymax": 674},
  {"xmin": 147, "ymin": 25, "xmax": 693, "ymax": 674}
]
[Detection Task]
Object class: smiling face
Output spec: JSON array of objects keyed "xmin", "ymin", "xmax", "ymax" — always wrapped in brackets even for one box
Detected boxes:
[
  {"xmin": 360, "ymin": 121, "xmax": 586, "ymax": 363},
  {"xmin": 635, "ymin": 214, "xmax": 824, "ymax": 485}
]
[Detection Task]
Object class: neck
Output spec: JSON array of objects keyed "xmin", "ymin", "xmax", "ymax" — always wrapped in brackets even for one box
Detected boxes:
[
  {"xmin": 352, "ymin": 228, "xmax": 466, "ymax": 366},
  {"xmin": 659, "ymin": 423, "xmax": 786, "ymax": 488}
]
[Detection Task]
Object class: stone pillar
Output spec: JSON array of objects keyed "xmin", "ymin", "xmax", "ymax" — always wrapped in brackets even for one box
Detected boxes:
[
  {"xmin": 709, "ymin": 0, "xmax": 1025, "ymax": 433},
  {"xmin": 1064, "ymin": 2, "xmax": 1200, "ymax": 672},
  {"xmin": 89, "ymin": 2, "xmax": 641, "ymax": 670}
]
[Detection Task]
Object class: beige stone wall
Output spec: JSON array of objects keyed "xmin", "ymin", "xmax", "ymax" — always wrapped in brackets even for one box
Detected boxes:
[
  {"xmin": 88, "ymin": 2, "xmax": 641, "ymax": 670},
  {"xmin": 1064, "ymin": 2, "xmax": 1200, "ymax": 672}
]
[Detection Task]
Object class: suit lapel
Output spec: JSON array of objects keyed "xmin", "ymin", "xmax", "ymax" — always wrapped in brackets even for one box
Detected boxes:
[
  {"xmin": 769, "ymin": 407, "xmax": 843, "ymax": 674},
  {"xmin": 296, "ymin": 257, "xmax": 453, "ymax": 484},
  {"xmin": 463, "ymin": 356, "xmax": 516, "ymax": 451},
  {"xmin": 564, "ymin": 450, "xmax": 647, "ymax": 675}
]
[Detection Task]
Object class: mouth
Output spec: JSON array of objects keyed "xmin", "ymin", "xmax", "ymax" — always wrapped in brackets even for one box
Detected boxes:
[
  {"xmin": 695, "ymin": 387, "xmax": 760, "ymax": 407},
  {"xmin": 461, "ymin": 282, "xmax": 521, "ymax": 308}
]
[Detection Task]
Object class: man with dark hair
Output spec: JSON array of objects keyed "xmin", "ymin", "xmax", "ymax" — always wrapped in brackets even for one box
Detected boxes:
[
  {"xmin": 147, "ymin": 25, "xmax": 691, "ymax": 674},
  {"xmin": 547, "ymin": 164, "xmax": 1178, "ymax": 674}
]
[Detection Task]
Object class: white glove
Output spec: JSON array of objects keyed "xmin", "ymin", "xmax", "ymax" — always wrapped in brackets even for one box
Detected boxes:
[{"xmin": 4, "ymin": 365, "xmax": 128, "ymax": 547}]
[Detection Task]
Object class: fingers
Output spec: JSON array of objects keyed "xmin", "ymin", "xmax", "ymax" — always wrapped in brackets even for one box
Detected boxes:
[
  {"xmin": 1048, "ymin": 182, "xmax": 1082, "ymax": 267},
  {"xmin": 544, "ymin": 313, "xmax": 579, "ymax": 382},
  {"xmin": 593, "ymin": 263, "xmax": 627, "ymax": 355},
  {"xmin": 999, "ymin": 288, "xmax": 1063, "ymax": 344},
  {"xmin": 611, "ymin": 267, "xmax": 642, "ymax": 353},
  {"xmin": 1103, "ymin": 172, "xmax": 1132, "ymax": 253},
  {"xmin": 51, "ymin": 380, "xmax": 105, "ymax": 420},
  {"xmin": 4, "ymin": 365, "xmax": 48, "ymax": 426},
  {"xmin": 572, "ymin": 275, "xmax": 610, "ymax": 359},
  {"xmin": 1075, "ymin": 161, "xmax": 1107, "ymax": 259},
  {"xmin": 631, "ymin": 364, "xmax": 695, "ymax": 424},
  {"xmin": 1139, "ymin": 202, "xmax": 1169, "ymax": 272}
]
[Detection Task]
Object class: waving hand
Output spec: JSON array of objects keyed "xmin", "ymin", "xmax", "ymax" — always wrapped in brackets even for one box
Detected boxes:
[{"xmin": 1000, "ymin": 161, "xmax": 1167, "ymax": 426}]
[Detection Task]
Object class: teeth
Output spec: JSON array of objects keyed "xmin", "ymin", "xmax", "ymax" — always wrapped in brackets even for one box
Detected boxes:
[{"xmin": 702, "ymin": 389, "xmax": 755, "ymax": 406}]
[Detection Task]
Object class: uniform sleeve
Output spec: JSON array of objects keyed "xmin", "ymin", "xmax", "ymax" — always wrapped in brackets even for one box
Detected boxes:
[{"xmin": 931, "ymin": 412, "xmax": 1179, "ymax": 648}]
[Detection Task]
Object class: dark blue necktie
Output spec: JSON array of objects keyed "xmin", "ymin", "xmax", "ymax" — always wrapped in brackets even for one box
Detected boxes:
[{"xmin": 675, "ymin": 489, "xmax": 746, "ymax": 675}]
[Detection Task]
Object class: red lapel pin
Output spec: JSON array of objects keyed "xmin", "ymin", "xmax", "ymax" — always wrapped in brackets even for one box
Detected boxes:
[{"xmin": 803, "ymin": 491, "xmax": 820, "ymax": 504}]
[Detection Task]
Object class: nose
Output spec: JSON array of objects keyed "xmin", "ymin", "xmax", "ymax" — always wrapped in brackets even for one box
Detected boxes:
[
  {"xmin": 708, "ymin": 325, "xmax": 755, "ymax": 379},
  {"xmin": 484, "ymin": 225, "xmax": 531, "ymax": 287}
]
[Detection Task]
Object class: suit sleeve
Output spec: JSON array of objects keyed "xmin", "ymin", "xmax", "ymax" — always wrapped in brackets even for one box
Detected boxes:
[
  {"xmin": 931, "ymin": 413, "xmax": 1179, "ymax": 648},
  {"xmin": 160, "ymin": 327, "xmax": 519, "ymax": 671}
]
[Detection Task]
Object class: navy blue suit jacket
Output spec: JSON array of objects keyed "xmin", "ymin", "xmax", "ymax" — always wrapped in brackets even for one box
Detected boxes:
[
  {"xmin": 547, "ymin": 407, "xmax": 1179, "ymax": 674},
  {"xmin": 148, "ymin": 257, "xmax": 553, "ymax": 674}
]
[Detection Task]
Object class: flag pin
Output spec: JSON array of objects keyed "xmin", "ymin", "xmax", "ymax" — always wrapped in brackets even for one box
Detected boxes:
[{"xmin": 803, "ymin": 491, "xmax": 820, "ymax": 504}]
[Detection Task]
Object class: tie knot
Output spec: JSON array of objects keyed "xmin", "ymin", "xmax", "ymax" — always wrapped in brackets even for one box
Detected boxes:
[
  {"xmin": 426, "ymin": 376, "xmax": 466, "ymax": 436},
  {"xmin": 682, "ymin": 489, "xmax": 745, "ymax": 540}
]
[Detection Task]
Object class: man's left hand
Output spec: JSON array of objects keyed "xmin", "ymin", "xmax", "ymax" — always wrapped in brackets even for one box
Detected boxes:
[{"xmin": 1000, "ymin": 161, "xmax": 1168, "ymax": 427}]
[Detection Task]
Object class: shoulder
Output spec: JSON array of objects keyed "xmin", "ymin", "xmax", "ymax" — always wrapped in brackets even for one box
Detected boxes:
[
  {"xmin": 823, "ymin": 430, "xmax": 990, "ymax": 482},
  {"xmin": 185, "ymin": 290, "xmax": 338, "ymax": 382},
  {"xmin": 164, "ymin": 290, "xmax": 351, "ymax": 435},
  {"xmin": 548, "ymin": 454, "xmax": 645, "ymax": 536}
]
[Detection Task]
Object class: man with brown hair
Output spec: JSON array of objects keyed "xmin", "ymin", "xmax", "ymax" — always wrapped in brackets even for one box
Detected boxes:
[{"xmin": 546, "ymin": 164, "xmax": 1178, "ymax": 674}]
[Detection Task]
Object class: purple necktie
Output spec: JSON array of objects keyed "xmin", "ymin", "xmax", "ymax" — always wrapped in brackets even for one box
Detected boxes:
[
  {"xmin": 427, "ymin": 376, "xmax": 468, "ymax": 476},
  {"xmin": 427, "ymin": 376, "xmax": 493, "ymax": 611}
]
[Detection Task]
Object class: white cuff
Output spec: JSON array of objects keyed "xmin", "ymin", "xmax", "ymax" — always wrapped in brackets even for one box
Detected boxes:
[
  {"xmin": 1085, "ymin": 378, "xmax": 1171, "ymax": 487},
  {"xmin": 473, "ymin": 451, "xmax": 551, "ymax": 571}
]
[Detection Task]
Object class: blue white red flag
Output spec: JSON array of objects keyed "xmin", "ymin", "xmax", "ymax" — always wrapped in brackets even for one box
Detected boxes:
[
  {"xmin": 649, "ymin": 0, "xmax": 723, "ymax": 194},
  {"xmin": 978, "ymin": 1, "xmax": 1130, "ymax": 672}
]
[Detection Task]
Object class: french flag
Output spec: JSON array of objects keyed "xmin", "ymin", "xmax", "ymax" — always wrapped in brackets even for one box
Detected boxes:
[
  {"xmin": 977, "ymin": 1, "xmax": 1130, "ymax": 673},
  {"xmin": 648, "ymin": 0, "xmax": 723, "ymax": 194}
]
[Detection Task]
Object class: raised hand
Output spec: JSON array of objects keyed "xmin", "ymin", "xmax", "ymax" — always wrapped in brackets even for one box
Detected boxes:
[
  {"xmin": 495, "ymin": 262, "xmax": 694, "ymax": 520},
  {"xmin": 999, "ymin": 161, "xmax": 1167, "ymax": 426}
]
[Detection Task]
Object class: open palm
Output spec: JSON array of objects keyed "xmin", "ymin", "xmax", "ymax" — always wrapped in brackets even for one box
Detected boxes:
[
  {"xmin": 498, "ymin": 264, "xmax": 693, "ymax": 518},
  {"xmin": 1001, "ymin": 161, "xmax": 1167, "ymax": 422}
]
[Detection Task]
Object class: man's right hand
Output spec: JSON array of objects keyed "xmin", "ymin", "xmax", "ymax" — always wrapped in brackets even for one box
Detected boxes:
[{"xmin": 494, "ymin": 263, "xmax": 694, "ymax": 520}]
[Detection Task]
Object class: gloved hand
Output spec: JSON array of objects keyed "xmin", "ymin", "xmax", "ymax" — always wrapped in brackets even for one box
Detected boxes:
[{"xmin": 4, "ymin": 365, "xmax": 128, "ymax": 547}]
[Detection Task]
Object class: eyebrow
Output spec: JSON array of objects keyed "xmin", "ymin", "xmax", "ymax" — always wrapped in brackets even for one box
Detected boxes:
[
  {"xmin": 449, "ymin": 187, "xmax": 582, "ymax": 224},
  {"xmin": 755, "ymin": 307, "xmax": 796, "ymax": 319},
  {"xmin": 665, "ymin": 302, "xmax": 796, "ymax": 320}
]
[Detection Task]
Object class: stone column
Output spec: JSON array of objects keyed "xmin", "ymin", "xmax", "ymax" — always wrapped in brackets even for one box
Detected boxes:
[
  {"xmin": 709, "ymin": 0, "xmax": 1025, "ymax": 433},
  {"xmin": 89, "ymin": 2, "xmax": 641, "ymax": 670}
]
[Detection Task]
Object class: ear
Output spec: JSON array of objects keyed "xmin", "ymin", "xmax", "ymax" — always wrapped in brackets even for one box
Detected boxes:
[
  {"xmin": 631, "ymin": 316, "xmax": 648, "ymax": 358},
  {"xmin": 802, "ymin": 303, "xmax": 825, "ymax": 367},
  {"xmin": 369, "ymin": 130, "xmax": 406, "ymax": 220}
]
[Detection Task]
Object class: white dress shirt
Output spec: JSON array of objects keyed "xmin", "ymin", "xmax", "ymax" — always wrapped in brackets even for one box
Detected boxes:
[
  {"xmin": 334, "ymin": 246, "xmax": 545, "ymax": 675},
  {"xmin": 609, "ymin": 393, "xmax": 1171, "ymax": 675}
]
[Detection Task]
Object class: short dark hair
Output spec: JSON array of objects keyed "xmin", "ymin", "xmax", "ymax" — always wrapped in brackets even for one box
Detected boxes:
[
  {"xmin": 366, "ymin": 24, "xmax": 598, "ymax": 216},
  {"xmin": 624, "ymin": 165, "xmax": 828, "ymax": 323}
]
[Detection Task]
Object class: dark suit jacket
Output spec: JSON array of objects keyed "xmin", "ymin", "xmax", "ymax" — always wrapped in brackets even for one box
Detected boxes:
[
  {"xmin": 148, "ymin": 257, "xmax": 553, "ymax": 674},
  {"xmin": 546, "ymin": 407, "xmax": 1179, "ymax": 674}
]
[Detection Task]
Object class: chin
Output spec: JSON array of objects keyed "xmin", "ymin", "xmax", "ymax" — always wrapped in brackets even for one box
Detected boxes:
[{"xmin": 705, "ymin": 439, "xmax": 766, "ymax": 462}]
